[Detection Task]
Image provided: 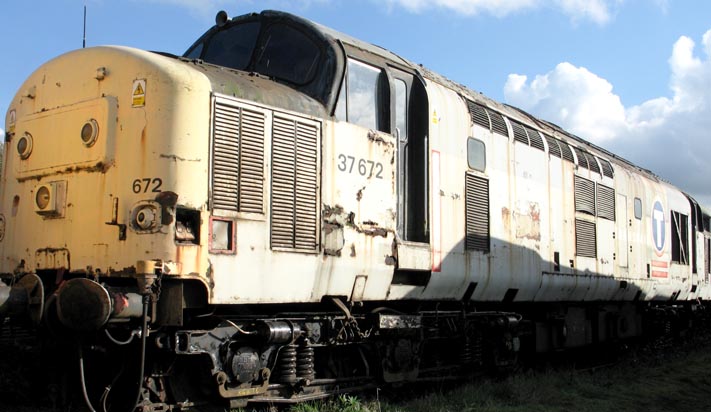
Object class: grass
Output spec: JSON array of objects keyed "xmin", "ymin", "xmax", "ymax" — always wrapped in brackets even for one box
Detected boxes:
[
  {"xmin": 4, "ymin": 332, "xmax": 711, "ymax": 412},
  {"xmin": 251, "ymin": 340, "xmax": 711, "ymax": 412}
]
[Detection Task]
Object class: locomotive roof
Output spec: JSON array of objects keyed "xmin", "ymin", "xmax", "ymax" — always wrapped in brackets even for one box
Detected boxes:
[
  {"xmin": 198, "ymin": 10, "xmax": 680, "ymax": 197},
  {"xmin": 274, "ymin": 10, "xmax": 668, "ymax": 187}
]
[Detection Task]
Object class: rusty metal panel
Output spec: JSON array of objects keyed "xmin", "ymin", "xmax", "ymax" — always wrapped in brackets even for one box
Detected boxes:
[
  {"xmin": 511, "ymin": 121, "xmax": 529, "ymax": 145},
  {"xmin": 465, "ymin": 173, "xmax": 489, "ymax": 252},
  {"xmin": 212, "ymin": 97, "xmax": 265, "ymax": 214},
  {"xmin": 575, "ymin": 175, "xmax": 596, "ymax": 215},
  {"xmin": 271, "ymin": 113, "xmax": 320, "ymax": 252},
  {"xmin": 596, "ymin": 183, "xmax": 616, "ymax": 221},
  {"xmin": 575, "ymin": 219, "xmax": 597, "ymax": 258},
  {"xmin": 526, "ymin": 127, "xmax": 545, "ymax": 151}
]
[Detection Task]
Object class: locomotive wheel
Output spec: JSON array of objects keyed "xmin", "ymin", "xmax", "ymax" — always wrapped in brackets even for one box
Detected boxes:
[{"xmin": 167, "ymin": 355, "xmax": 228, "ymax": 412}]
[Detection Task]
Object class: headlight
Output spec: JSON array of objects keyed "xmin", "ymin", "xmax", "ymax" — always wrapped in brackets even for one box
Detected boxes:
[
  {"xmin": 130, "ymin": 202, "xmax": 162, "ymax": 233},
  {"xmin": 35, "ymin": 185, "xmax": 51, "ymax": 210},
  {"xmin": 135, "ymin": 207, "xmax": 157, "ymax": 230}
]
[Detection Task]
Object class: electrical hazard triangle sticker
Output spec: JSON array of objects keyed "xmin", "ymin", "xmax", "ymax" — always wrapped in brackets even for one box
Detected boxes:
[{"xmin": 132, "ymin": 79, "xmax": 146, "ymax": 107}]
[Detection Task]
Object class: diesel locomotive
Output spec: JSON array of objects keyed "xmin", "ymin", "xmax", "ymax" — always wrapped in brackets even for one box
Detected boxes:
[{"xmin": 1, "ymin": 9, "xmax": 709, "ymax": 411}]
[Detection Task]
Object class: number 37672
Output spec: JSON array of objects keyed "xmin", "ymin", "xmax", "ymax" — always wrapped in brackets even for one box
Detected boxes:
[{"xmin": 337, "ymin": 154, "xmax": 383, "ymax": 179}]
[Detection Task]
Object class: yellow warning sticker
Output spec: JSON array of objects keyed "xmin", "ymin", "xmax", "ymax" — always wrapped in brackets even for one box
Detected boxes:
[
  {"xmin": 7, "ymin": 109, "xmax": 16, "ymax": 134},
  {"xmin": 132, "ymin": 79, "xmax": 146, "ymax": 107}
]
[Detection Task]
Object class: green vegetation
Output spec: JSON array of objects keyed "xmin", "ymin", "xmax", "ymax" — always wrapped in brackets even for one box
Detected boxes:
[{"xmin": 238, "ymin": 343, "xmax": 711, "ymax": 412}]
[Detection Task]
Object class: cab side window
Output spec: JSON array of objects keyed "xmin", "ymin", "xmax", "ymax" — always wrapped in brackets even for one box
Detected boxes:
[
  {"xmin": 255, "ymin": 24, "xmax": 321, "ymax": 85},
  {"xmin": 198, "ymin": 21, "xmax": 261, "ymax": 70},
  {"xmin": 336, "ymin": 59, "xmax": 389, "ymax": 132}
]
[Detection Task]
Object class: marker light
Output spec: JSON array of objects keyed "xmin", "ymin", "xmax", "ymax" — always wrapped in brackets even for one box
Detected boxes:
[
  {"xmin": 80, "ymin": 119, "xmax": 99, "ymax": 147},
  {"xmin": 17, "ymin": 133, "xmax": 33, "ymax": 159}
]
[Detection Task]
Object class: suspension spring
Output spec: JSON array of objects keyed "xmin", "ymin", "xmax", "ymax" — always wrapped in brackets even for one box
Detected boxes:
[
  {"xmin": 462, "ymin": 334, "xmax": 484, "ymax": 366},
  {"xmin": 274, "ymin": 344, "xmax": 298, "ymax": 384},
  {"xmin": 296, "ymin": 342, "xmax": 315, "ymax": 382}
]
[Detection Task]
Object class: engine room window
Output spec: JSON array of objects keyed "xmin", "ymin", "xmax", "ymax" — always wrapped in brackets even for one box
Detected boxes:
[
  {"xmin": 199, "ymin": 21, "xmax": 261, "ymax": 70},
  {"xmin": 634, "ymin": 197, "xmax": 642, "ymax": 220},
  {"xmin": 395, "ymin": 79, "xmax": 407, "ymax": 138},
  {"xmin": 255, "ymin": 24, "xmax": 321, "ymax": 85},
  {"xmin": 467, "ymin": 138, "xmax": 486, "ymax": 172},
  {"xmin": 671, "ymin": 210, "xmax": 689, "ymax": 265},
  {"xmin": 335, "ymin": 59, "xmax": 388, "ymax": 132}
]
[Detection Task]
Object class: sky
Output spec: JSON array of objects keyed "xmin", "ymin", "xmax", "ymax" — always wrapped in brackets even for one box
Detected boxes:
[{"xmin": 2, "ymin": 0, "xmax": 711, "ymax": 204}]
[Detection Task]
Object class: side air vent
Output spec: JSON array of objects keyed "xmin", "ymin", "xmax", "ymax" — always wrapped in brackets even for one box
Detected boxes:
[
  {"xmin": 526, "ymin": 128, "xmax": 545, "ymax": 151},
  {"xmin": 575, "ymin": 219, "xmax": 597, "ymax": 258},
  {"xmin": 467, "ymin": 100, "xmax": 491, "ymax": 130},
  {"xmin": 586, "ymin": 153, "xmax": 601, "ymax": 174},
  {"xmin": 544, "ymin": 135, "xmax": 561, "ymax": 158},
  {"xmin": 465, "ymin": 173, "xmax": 490, "ymax": 252},
  {"xmin": 271, "ymin": 114, "xmax": 320, "ymax": 252},
  {"xmin": 575, "ymin": 175, "xmax": 595, "ymax": 215},
  {"xmin": 596, "ymin": 183, "xmax": 616, "ymax": 221},
  {"xmin": 511, "ymin": 121, "xmax": 529, "ymax": 145},
  {"xmin": 559, "ymin": 140, "xmax": 575, "ymax": 163},
  {"xmin": 599, "ymin": 158, "xmax": 614, "ymax": 178},
  {"xmin": 211, "ymin": 97, "xmax": 265, "ymax": 214},
  {"xmin": 489, "ymin": 111, "xmax": 509, "ymax": 137},
  {"xmin": 573, "ymin": 147, "xmax": 589, "ymax": 169}
]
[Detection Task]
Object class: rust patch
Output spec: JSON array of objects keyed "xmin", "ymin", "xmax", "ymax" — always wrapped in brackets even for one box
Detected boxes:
[
  {"xmin": 350, "ymin": 244, "xmax": 356, "ymax": 257},
  {"xmin": 367, "ymin": 130, "xmax": 395, "ymax": 151},
  {"xmin": 512, "ymin": 202, "xmax": 541, "ymax": 241},
  {"xmin": 356, "ymin": 187, "xmax": 365, "ymax": 202},
  {"xmin": 156, "ymin": 191, "xmax": 179, "ymax": 225},
  {"xmin": 367, "ymin": 130, "xmax": 388, "ymax": 145},
  {"xmin": 501, "ymin": 207, "xmax": 511, "ymax": 231},
  {"xmin": 324, "ymin": 249, "xmax": 341, "ymax": 257},
  {"xmin": 17, "ymin": 161, "xmax": 113, "ymax": 182},
  {"xmin": 322, "ymin": 204, "xmax": 345, "ymax": 219},
  {"xmin": 205, "ymin": 262, "xmax": 215, "ymax": 298},
  {"xmin": 322, "ymin": 204, "xmax": 347, "ymax": 256},
  {"xmin": 160, "ymin": 154, "xmax": 201, "ymax": 162},
  {"xmin": 323, "ymin": 222, "xmax": 341, "ymax": 235},
  {"xmin": 356, "ymin": 221, "xmax": 389, "ymax": 238},
  {"xmin": 384, "ymin": 256, "xmax": 396, "ymax": 266}
]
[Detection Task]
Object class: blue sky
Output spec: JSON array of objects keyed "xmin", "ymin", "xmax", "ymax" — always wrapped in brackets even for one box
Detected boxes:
[{"xmin": 2, "ymin": 0, "xmax": 711, "ymax": 204}]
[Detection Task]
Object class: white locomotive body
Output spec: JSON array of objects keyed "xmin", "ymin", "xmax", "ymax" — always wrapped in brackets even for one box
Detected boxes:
[{"xmin": 1, "ymin": 10, "xmax": 708, "ymax": 410}]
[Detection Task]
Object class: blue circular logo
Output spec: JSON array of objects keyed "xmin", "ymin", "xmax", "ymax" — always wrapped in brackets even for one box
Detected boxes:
[{"xmin": 652, "ymin": 200, "xmax": 665, "ymax": 255}]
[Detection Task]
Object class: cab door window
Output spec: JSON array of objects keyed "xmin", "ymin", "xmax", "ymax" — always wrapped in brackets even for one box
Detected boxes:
[{"xmin": 335, "ymin": 59, "xmax": 388, "ymax": 132}]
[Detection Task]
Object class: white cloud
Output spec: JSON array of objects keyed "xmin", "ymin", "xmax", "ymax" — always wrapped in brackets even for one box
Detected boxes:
[
  {"xmin": 504, "ymin": 29, "xmax": 711, "ymax": 204},
  {"xmin": 0, "ymin": 127, "xmax": 4, "ymax": 138},
  {"xmin": 553, "ymin": 0, "xmax": 615, "ymax": 25},
  {"xmin": 383, "ymin": 0, "xmax": 618, "ymax": 24},
  {"xmin": 384, "ymin": 0, "xmax": 538, "ymax": 18},
  {"xmin": 504, "ymin": 62, "xmax": 627, "ymax": 142}
]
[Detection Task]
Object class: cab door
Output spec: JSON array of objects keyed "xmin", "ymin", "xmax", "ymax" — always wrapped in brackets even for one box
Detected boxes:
[{"xmin": 389, "ymin": 68, "xmax": 431, "ymax": 271}]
